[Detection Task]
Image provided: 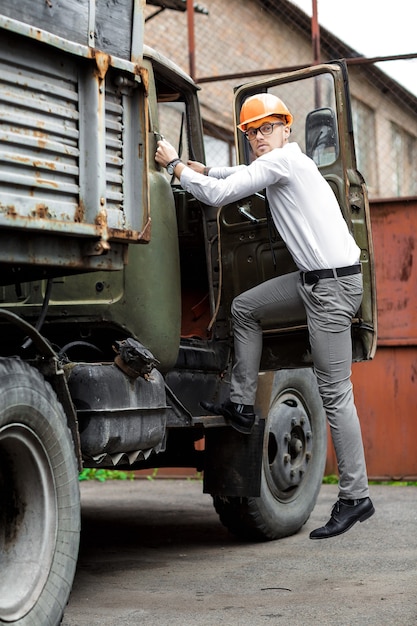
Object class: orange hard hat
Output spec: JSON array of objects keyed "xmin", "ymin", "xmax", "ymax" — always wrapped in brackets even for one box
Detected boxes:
[{"xmin": 237, "ymin": 93, "xmax": 293, "ymax": 131}]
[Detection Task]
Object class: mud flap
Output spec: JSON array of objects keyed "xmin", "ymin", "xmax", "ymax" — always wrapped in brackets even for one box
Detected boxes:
[{"xmin": 203, "ymin": 419, "xmax": 265, "ymax": 497}]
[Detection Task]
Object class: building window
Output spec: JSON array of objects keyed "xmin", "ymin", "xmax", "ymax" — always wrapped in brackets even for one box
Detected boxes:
[
  {"xmin": 204, "ymin": 134, "xmax": 235, "ymax": 167},
  {"xmin": 202, "ymin": 120, "xmax": 235, "ymax": 167},
  {"xmin": 391, "ymin": 123, "xmax": 417, "ymax": 197},
  {"xmin": 351, "ymin": 98, "xmax": 377, "ymax": 193}
]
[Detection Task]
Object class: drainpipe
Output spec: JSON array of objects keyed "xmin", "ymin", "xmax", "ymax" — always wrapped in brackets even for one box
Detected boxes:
[
  {"xmin": 311, "ymin": 0, "xmax": 321, "ymax": 108},
  {"xmin": 187, "ymin": 0, "xmax": 196, "ymax": 81},
  {"xmin": 311, "ymin": 0, "xmax": 321, "ymax": 65}
]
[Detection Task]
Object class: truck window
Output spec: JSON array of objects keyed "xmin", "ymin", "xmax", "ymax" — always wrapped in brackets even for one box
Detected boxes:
[
  {"xmin": 242, "ymin": 72, "xmax": 339, "ymax": 169},
  {"xmin": 158, "ymin": 99, "xmax": 190, "ymax": 177}
]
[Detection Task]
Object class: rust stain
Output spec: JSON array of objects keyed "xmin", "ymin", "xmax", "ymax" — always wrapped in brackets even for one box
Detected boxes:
[
  {"xmin": 33, "ymin": 130, "xmax": 48, "ymax": 149},
  {"xmin": 411, "ymin": 361, "xmax": 417, "ymax": 384},
  {"xmin": 399, "ymin": 236, "xmax": 414, "ymax": 281},
  {"xmin": 137, "ymin": 216, "xmax": 151, "ymax": 242},
  {"xmin": 6, "ymin": 205, "xmax": 18, "ymax": 218},
  {"xmin": 93, "ymin": 51, "xmax": 110, "ymax": 80},
  {"xmin": 33, "ymin": 159, "xmax": 56, "ymax": 171},
  {"xmin": 14, "ymin": 155, "xmax": 31, "ymax": 165},
  {"xmin": 95, "ymin": 209, "xmax": 108, "ymax": 229},
  {"xmin": 107, "ymin": 228, "xmax": 144, "ymax": 242},
  {"xmin": 74, "ymin": 202, "xmax": 85, "ymax": 224},
  {"xmin": 94, "ymin": 209, "xmax": 111, "ymax": 253},
  {"xmin": 34, "ymin": 173, "xmax": 58, "ymax": 188},
  {"xmin": 32, "ymin": 204, "xmax": 51, "ymax": 219},
  {"xmin": 137, "ymin": 66, "xmax": 149, "ymax": 95}
]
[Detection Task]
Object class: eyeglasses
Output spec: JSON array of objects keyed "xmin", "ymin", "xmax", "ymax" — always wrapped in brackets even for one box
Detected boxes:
[{"xmin": 245, "ymin": 121, "xmax": 284, "ymax": 141}]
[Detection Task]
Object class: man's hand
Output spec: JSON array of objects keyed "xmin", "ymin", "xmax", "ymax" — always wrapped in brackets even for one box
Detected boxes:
[
  {"xmin": 187, "ymin": 160, "xmax": 206, "ymax": 174},
  {"xmin": 155, "ymin": 139, "xmax": 179, "ymax": 168}
]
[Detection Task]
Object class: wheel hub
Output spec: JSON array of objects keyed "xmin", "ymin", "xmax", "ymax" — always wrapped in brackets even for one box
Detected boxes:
[{"xmin": 266, "ymin": 395, "xmax": 313, "ymax": 493}]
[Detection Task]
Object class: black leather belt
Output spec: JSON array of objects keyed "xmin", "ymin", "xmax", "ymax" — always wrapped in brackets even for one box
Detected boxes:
[{"xmin": 301, "ymin": 264, "xmax": 361, "ymax": 285}]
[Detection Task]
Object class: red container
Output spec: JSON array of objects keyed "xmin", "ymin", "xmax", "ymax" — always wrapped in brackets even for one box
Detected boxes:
[{"xmin": 326, "ymin": 198, "xmax": 417, "ymax": 479}]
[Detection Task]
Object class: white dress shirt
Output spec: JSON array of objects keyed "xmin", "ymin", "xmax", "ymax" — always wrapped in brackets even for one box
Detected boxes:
[{"xmin": 179, "ymin": 142, "xmax": 360, "ymax": 272}]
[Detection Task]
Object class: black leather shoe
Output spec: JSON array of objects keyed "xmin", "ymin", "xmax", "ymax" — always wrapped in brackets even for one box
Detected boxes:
[
  {"xmin": 310, "ymin": 497, "xmax": 375, "ymax": 540},
  {"xmin": 200, "ymin": 399, "xmax": 255, "ymax": 434}
]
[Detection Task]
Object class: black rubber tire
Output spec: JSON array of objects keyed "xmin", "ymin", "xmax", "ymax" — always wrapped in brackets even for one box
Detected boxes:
[
  {"xmin": 213, "ymin": 368, "xmax": 327, "ymax": 541},
  {"xmin": 0, "ymin": 358, "xmax": 80, "ymax": 625}
]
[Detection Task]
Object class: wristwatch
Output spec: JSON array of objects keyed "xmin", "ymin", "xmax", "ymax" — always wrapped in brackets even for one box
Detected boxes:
[{"xmin": 166, "ymin": 158, "xmax": 181, "ymax": 175}]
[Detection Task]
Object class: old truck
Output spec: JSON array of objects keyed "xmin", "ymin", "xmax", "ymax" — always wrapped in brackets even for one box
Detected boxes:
[{"xmin": 0, "ymin": 1, "xmax": 376, "ymax": 624}]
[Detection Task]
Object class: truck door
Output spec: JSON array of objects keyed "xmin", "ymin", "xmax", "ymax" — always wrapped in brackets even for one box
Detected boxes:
[{"xmin": 217, "ymin": 62, "xmax": 377, "ymax": 370}]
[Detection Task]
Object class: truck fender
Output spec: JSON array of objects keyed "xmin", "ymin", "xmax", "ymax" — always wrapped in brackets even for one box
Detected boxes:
[{"xmin": 0, "ymin": 308, "xmax": 82, "ymax": 469}]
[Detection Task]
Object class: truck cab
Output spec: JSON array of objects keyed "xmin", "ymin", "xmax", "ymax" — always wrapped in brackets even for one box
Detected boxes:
[{"xmin": 0, "ymin": 3, "xmax": 376, "ymax": 622}]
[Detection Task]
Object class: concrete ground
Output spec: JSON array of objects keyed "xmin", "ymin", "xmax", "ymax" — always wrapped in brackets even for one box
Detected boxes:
[{"xmin": 62, "ymin": 479, "xmax": 417, "ymax": 626}]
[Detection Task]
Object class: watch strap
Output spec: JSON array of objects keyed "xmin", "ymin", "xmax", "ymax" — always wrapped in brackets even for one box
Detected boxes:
[{"xmin": 166, "ymin": 158, "xmax": 181, "ymax": 171}]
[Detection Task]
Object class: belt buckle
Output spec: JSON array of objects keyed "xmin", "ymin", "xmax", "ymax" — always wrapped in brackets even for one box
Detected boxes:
[{"xmin": 305, "ymin": 272, "xmax": 320, "ymax": 285}]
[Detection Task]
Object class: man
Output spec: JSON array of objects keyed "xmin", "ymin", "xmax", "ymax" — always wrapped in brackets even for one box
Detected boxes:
[{"xmin": 155, "ymin": 93, "xmax": 374, "ymax": 539}]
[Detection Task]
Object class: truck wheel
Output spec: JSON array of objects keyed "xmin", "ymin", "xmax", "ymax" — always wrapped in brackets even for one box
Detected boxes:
[
  {"xmin": 213, "ymin": 368, "xmax": 327, "ymax": 541},
  {"xmin": 0, "ymin": 358, "xmax": 80, "ymax": 626}
]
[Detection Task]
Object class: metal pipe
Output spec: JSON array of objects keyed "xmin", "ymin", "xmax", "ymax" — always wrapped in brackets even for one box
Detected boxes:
[
  {"xmin": 312, "ymin": 0, "xmax": 320, "ymax": 65},
  {"xmin": 195, "ymin": 52, "xmax": 417, "ymax": 84},
  {"xmin": 311, "ymin": 0, "xmax": 321, "ymax": 108},
  {"xmin": 187, "ymin": 0, "xmax": 196, "ymax": 81}
]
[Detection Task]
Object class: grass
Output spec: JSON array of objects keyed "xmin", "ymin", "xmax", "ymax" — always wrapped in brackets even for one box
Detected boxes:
[
  {"xmin": 323, "ymin": 474, "xmax": 417, "ymax": 487},
  {"xmin": 78, "ymin": 468, "xmax": 135, "ymax": 482},
  {"xmin": 79, "ymin": 469, "xmax": 417, "ymax": 486}
]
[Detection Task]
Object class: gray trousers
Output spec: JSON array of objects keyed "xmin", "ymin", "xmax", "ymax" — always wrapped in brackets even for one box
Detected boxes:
[{"xmin": 230, "ymin": 270, "xmax": 369, "ymax": 500}]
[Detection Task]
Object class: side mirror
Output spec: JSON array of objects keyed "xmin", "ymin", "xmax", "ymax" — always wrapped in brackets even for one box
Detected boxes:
[{"xmin": 305, "ymin": 107, "xmax": 339, "ymax": 166}]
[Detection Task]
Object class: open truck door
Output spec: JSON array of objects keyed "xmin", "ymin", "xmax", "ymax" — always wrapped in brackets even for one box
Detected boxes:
[{"xmin": 218, "ymin": 62, "xmax": 377, "ymax": 370}]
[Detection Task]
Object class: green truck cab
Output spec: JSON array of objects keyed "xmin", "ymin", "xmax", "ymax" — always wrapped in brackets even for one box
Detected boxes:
[{"xmin": 0, "ymin": 3, "xmax": 376, "ymax": 623}]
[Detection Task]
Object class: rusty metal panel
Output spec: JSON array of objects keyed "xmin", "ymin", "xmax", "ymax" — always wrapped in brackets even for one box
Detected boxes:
[
  {"xmin": 369, "ymin": 198, "xmax": 417, "ymax": 345},
  {"xmin": 0, "ymin": 33, "xmax": 81, "ymax": 222},
  {"xmin": 105, "ymin": 90, "xmax": 124, "ymax": 218},
  {"xmin": 104, "ymin": 74, "xmax": 147, "ymax": 234},
  {"xmin": 0, "ymin": 0, "xmax": 90, "ymax": 47},
  {"xmin": 325, "ymin": 349, "xmax": 417, "ymax": 480},
  {"xmin": 353, "ymin": 349, "xmax": 417, "ymax": 480},
  {"xmin": 0, "ymin": 0, "xmax": 144, "ymax": 62},
  {"xmin": 0, "ymin": 19, "xmax": 148, "ymax": 277}
]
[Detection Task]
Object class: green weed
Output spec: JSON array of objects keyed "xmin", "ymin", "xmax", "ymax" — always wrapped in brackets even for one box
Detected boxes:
[
  {"xmin": 78, "ymin": 469, "xmax": 417, "ymax": 486},
  {"xmin": 323, "ymin": 474, "xmax": 417, "ymax": 486},
  {"xmin": 79, "ymin": 468, "xmax": 135, "ymax": 482}
]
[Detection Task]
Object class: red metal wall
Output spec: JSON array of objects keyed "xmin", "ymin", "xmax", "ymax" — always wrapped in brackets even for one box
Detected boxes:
[{"xmin": 326, "ymin": 198, "xmax": 417, "ymax": 479}]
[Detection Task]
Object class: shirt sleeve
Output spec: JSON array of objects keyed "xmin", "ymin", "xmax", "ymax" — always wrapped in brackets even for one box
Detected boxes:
[
  {"xmin": 180, "ymin": 150, "xmax": 290, "ymax": 207},
  {"xmin": 208, "ymin": 165, "xmax": 246, "ymax": 179}
]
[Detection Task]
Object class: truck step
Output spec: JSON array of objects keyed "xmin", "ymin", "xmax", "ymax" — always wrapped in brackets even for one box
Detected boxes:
[{"xmin": 191, "ymin": 414, "xmax": 228, "ymax": 428}]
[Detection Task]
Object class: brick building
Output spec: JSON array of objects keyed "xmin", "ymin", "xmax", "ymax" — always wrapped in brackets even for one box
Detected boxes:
[{"xmin": 146, "ymin": 0, "xmax": 417, "ymax": 199}]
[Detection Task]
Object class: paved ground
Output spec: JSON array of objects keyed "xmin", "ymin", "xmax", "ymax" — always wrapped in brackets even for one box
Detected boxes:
[{"xmin": 62, "ymin": 480, "xmax": 417, "ymax": 626}]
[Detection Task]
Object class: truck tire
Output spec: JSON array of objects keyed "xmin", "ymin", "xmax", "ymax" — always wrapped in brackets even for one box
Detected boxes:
[
  {"xmin": 0, "ymin": 358, "xmax": 80, "ymax": 626},
  {"xmin": 213, "ymin": 368, "xmax": 327, "ymax": 541}
]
